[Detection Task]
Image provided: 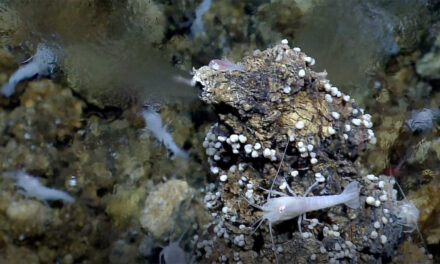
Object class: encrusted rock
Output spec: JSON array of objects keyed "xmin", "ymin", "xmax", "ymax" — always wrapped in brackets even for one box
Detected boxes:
[
  {"xmin": 139, "ymin": 179, "xmax": 199, "ymax": 240},
  {"xmin": 193, "ymin": 43, "xmax": 407, "ymax": 263}
]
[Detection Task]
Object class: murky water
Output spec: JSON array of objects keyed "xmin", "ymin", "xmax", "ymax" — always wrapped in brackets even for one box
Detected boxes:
[
  {"xmin": 0, "ymin": 0, "xmax": 439, "ymax": 263},
  {"xmin": 1, "ymin": 0, "xmax": 195, "ymax": 108}
]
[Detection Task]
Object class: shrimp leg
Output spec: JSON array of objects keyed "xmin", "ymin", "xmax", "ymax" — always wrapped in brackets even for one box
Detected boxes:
[{"xmin": 298, "ymin": 181, "xmax": 320, "ymax": 234}]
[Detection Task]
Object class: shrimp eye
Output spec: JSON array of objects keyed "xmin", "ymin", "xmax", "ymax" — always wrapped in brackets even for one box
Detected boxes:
[{"xmin": 279, "ymin": 205, "xmax": 286, "ymax": 214}]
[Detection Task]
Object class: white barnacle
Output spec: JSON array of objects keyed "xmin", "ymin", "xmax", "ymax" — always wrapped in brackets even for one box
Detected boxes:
[
  {"xmin": 298, "ymin": 69, "xmax": 306, "ymax": 77},
  {"xmin": 295, "ymin": 121, "xmax": 305, "ymax": 129},
  {"xmin": 210, "ymin": 167, "xmax": 219, "ymax": 174},
  {"xmin": 325, "ymin": 94, "xmax": 333, "ymax": 103},
  {"xmin": 379, "ymin": 194, "xmax": 388, "ymax": 201},
  {"xmin": 366, "ymin": 174, "xmax": 378, "ymax": 181},
  {"xmin": 331, "ymin": 112, "xmax": 340, "ymax": 120},
  {"xmin": 374, "ymin": 221, "xmax": 380, "ymax": 229},
  {"xmin": 289, "ymin": 134, "xmax": 295, "ymax": 141},
  {"xmin": 328, "ymin": 126, "xmax": 336, "ymax": 135},
  {"xmin": 217, "ymin": 136, "xmax": 226, "ymax": 142},
  {"xmin": 352, "ymin": 118, "xmax": 361, "ymax": 126},
  {"xmin": 366, "ymin": 196, "xmax": 375, "ymax": 205},
  {"xmin": 304, "ymin": 56, "xmax": 312, "ymax": 63},
  {"xmin": 363, "ymin": 120, "xmax": 373, "ymax": 128},
  {"xmin": 245, "ymin": 189, "xmax": 254, "ymax": 199},
  {"xmin": 230, "ymin": 134, "xmax": 239, "ymax": 143},
  {"xmin": 380, "ymin": 235, "xmax": 387, "ymax": 244},
  {"xmin": 244, "ymin": 144, "xmax": 253, "ymax": 154},
  {"xmin": 263, "ymin": 148, "xmax": 272, "ymax": 158},
  {"xmin": 330, "ymin": 86, "xmax": 339, "ymax": 96}
]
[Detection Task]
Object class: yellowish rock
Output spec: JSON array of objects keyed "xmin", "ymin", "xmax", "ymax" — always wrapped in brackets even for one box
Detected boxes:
[{"xmin": 139, "ymin": 179, "xmax": 196, "ymax": 239}]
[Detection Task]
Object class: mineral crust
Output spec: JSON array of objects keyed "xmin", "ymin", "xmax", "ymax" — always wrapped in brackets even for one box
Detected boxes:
[{"xmin": 192, "ymin": 43, "xmax": 408, "ymax": 263}]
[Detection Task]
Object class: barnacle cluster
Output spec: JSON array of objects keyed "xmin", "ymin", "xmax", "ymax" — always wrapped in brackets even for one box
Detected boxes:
[{"xmin": 192, "ymin": 41, "xmax": 410, "ymax": 263}]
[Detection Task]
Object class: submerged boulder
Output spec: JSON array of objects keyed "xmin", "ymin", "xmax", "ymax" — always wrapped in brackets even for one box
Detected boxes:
[{"xmin": 192, "ymin": 42, "xmax": 411, "ymax": 263}]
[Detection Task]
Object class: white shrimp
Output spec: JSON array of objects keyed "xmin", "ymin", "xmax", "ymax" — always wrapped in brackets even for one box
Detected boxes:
[
  {"xmin": 208, "ymin": 59, "xmax": 246, "ymax": 72},
  {"xmin": 1, "ymin": 43, "xmax": 57, "ymax": 97},
  {"xmin": 159, "ymin": 234, "xmax": 193, "ymax": 264},
  {"xmin": 10, "ymin": 170, "xmax": 74, "ymax": 203},
  {"xmin": 261, "ymin": 181, "xmax": 360, "ymax": 224},
  {"xmin": 250, "ymin": 181, "xmax": 360, "ymax": 263}
]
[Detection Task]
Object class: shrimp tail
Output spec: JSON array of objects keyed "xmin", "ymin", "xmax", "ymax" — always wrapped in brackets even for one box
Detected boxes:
[
  {"xmin": 341, "ymin": 181, "xmax": 360, "ymax": 209},
  {"xmin": 1, "ymin": 82, "xmax": 17, "ymax": 97}
]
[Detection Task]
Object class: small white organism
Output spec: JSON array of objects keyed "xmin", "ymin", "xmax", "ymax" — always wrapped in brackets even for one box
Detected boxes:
[
  {"xmin": 159, "ymin": 235, "xmax": 193, "ymax": 264},
  {"xmin": 12, "ymin": 170, "xmax": 74, "ymax": 203},
  {"xmin": 208, "ymin": 59, "xmax": 246, "ymax": 72},
  {"xmin": 394, "ymin": 200, "xmax": 420, "ymax": 233},
  {"xmin": 142, "ymin": 108, "xmax": 189, "ymax": 159},
  {"xmin": 406, "ymin": 108, "xmax": 440, "ymax": 132},
  {"xmin": 190, "ymin": 0, "xmax": 212, "ymax": 36},
  {"xmin": 1, "ymin": 43, "xmax": 58, "ymax": 97}
]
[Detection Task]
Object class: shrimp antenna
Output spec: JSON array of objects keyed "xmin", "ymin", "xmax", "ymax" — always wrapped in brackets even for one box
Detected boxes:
[
  {"xmin": 269, "ymin": 222, "xmax": 279, "ymax": 264},
  {"xmin": 268, "ymin": 141, "xmax": 289, "ymax": 200},
  {"xmin": 249, "ymin": 218, "xmax": 265, "ymax": 236}
]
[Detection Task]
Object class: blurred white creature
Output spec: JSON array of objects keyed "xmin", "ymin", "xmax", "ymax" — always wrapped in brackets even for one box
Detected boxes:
[
  {"xmin": 10, "ymin": 170, "xmax": 74, "ymax": 204},
  {"xmin": 142, "ymin": 107, "xmax": 189, "ymax": 159},
  {"xmin": 1, "ymin": 43, "xmax": 58, "ymax": 97},
  {"xmin": 159, "ymin": 234, "xmax": 193, "ymax": 264},
  {"xmin": 190, "ymin": 0, "xmax": 212, "ymax": 36},
  {"xmin": 406, "ymin": 108, "xmax": 440, "ymax": 132}
]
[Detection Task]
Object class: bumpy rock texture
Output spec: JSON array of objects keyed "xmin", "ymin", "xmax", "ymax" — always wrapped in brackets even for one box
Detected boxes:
[{"xmin": 193, "ymin": 43, "xmax": 408, "ymax": 263}]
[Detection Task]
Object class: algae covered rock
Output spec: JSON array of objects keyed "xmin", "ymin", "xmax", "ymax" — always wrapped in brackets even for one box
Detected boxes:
[
  {"xmin": 416, "ymin": 35, "xmax": 440, "ymax": 79},
  {"xmin": 192, "ymin": 42, "xmax": 408, "ymax": 263},
  {"xmin": 139, "ymin": 179, "xmax": 199, "ymax": 240}
]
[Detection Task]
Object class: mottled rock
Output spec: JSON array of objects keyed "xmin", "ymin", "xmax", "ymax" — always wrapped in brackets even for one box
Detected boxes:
[
  {"xmin": 416, "ymin": 36, "xmax": 440, "ymax": 79},
  {"xmin": 6, "ymin": 199, "xmax": 53, "ymax": 237},
  {"xmin": 139, "ymin": 179, "xmax": 196, "ymax": 239},
  {"xmin": 193, "ymin": 43, "xmax": 406, "ymax": 263}
]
